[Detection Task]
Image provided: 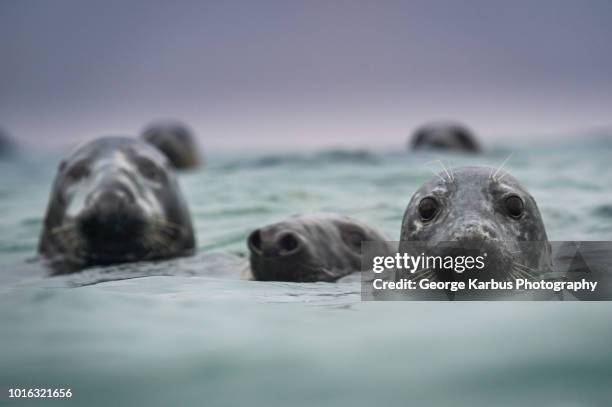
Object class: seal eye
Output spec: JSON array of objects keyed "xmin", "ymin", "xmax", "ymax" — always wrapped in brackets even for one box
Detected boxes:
[
  {"xmin": 505, "ymin": 195, "xmax": 524, "ymax": 218},
  {"xmin": 418, "ymin": 197, "xmax": 439, "ymax": 221},
  {"xmin": 342, "ymin": 229, "xmax": 366, "ymax": 251},
  {"xmin": 65, "ymin": 162, "xmax": 90, "ymax": 182},
  {"xmin": 137, "ymin": 158, "xmax": 164, "ymax": 182}
]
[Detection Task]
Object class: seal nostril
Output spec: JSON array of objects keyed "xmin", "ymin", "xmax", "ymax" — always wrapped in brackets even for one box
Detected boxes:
[
  {"xmin": 277, "ymin": 233, "xmax": 300, "ymax": 255},
  {"xmin": 248, "ymin": 229, "xmax": 263, "ymax": 253},
  {"xmin": 78, "ymin": 208, "xmax": 146, "ymax": 242},
  {"xmin": 79, "ymin": 212, "xmax": 102, "ymax": 240}
]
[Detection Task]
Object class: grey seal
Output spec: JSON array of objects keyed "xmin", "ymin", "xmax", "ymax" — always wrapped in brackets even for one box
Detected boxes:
[
  {"xmin": 410, "ymin": 121, "xmax": 481, "ymax": 153},
  {"xmin": 38, "ymin": 136, "xmax": 196, "ymax": 273},
  {"xmin": 399, "ymin": 166, "xmax": 552, "ymax": 293},
  {"xmin": 141, "ymin": 120, "xmax": 202, "ymax": 169},
  {"xmin": 0, "ymin": 127, "xmax": 16, "ymax": 157},
  {"xmin": 247, "ymin": 214, "xmax": 392, "ymax": 282}
]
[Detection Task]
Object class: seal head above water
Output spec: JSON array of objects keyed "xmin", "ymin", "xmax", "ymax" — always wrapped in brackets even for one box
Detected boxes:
[
  {"xmin": 38, "ymin": 136, "xmax": 196, "ymax": 273},
  {"xmin": 410, "ymin": 122, "xmax": 481, "ymax": 153},
  {"xmin": 400, "ymin": 166, "xmax": 551, "ymax": 288},
  {"xmin": 247, "ymin": 214, "xmax": 392, "ymax": 282},
  {"xmin": 0, "ymin": 127, "xmax": 17, "ymax": 157},
  {"xmin": 141, "ymin": 120, "xmax": 202, "ymax": 169}
]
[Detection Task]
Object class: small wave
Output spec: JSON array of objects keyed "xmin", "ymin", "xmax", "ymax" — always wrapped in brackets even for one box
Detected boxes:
[
  {"xmin": 592, "ymin": 204, "xmax": 612, "ymax": 218},
  {"xmin": 199, "ymin": 206, "xmax": 275, "ymax": 217},
  {"xmin": 60, "ymin": 252, "xmax": 247, "ymax": 287},
  {"xmin": 216, "ymin": 149, "xmax": 381, "ymax": 171}
]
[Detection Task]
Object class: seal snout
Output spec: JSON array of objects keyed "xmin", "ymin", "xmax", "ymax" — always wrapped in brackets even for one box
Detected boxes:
[
  {"xmin": 78, "ymin": 185, "xmax": 147, "ymax": 244},
  {"xmin": 248, "ymin": 228, "xmax": 303, "ymax": 257},
  {"xmin": 85, "ymin": 183, "xmax": 136, "ymax": 209},
  {"xmin": 450, "ymin": 221, "xmax": 499, "ymax": 241}
]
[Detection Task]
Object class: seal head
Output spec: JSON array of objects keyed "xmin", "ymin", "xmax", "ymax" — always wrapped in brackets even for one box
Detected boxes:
[
  {"xmin": 0, "ymin": 127, "xmax": 17, "ymax": 157},
  {"xmin": 400, "ymin": 166, "xmax": 551, "ymax": 287},
  {"xmin": 38, "ymin": 136, "xmax": 196, "ymax": 273},
  {"xmin": 410, "ymin": 122, "xmax": 481, "ymax": 153},
  {"xmin": 141, "ymin": 120, "xmax": 202, "ymax": 169},
  {"xmin": 247, "ymin": 214, "xmax": 391, "ymax": 282}
]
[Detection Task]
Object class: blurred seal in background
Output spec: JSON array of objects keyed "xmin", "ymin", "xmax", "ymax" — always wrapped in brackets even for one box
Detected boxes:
[
  {"xmin": 39, "ymin": 136, "xmax": 196, "ymax": 273},
  {"xmin": 0, "ymin": 127, "xmax": 17, "ymax": 157},
  {"xmin": 141, "ymin": 120, "xmax": 202, "ymax": 170},
  {"xmin": 246, "ymin": 213, "xmax": 393, "ymax": 282},
  {"xmin": 410, "ymin": 121, "xmax": 481, "ymax": 153}
]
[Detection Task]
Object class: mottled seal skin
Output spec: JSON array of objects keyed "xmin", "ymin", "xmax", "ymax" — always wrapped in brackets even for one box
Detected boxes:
[
  {"xmin": 141, "ymin": 120, "xmax": 202, "ymax": 170},
  {"xmin": 410, "ymin": 122, "xmax": 481, "ymax": 153},
  {"xmin": 400, "ymin": 166, "xmax": 552, "ymax": 287},
  {"xmin": 247, "ymin": 214, "xmax": 392, "ymax": 282},
  {"xmin": 39, "ymin": 136, "xmax": 196, "ymax": 273}
]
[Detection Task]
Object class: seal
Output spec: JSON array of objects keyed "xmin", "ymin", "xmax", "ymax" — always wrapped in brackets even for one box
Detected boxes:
[
  {"xmin": 141, "ymin": 120, "xmax": 202, "ymax": 169},
  {"xmin": 410, "ymin": 121, "xmax": 481, "ymax": 153},
  {"xmin": 0, "ymin": 127, "xmax": 16, "ymax": 157},
  {"xmin": 399, "ymin": 166, "xmax": 552, "ymax": 295},
  {"xmin": 247, "ymin": 214, "xmax": 392, "ymax": 282},
  {"xmin": 38, "ymin": 136, "xmax": 196, "ymax": 273}
]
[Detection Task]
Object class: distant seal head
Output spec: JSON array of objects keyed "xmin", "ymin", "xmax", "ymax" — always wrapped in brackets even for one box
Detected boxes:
[
  {"xmin": 0, "ymin": 127, "xmax": 16, "ymax": 157},
  {"xmin": 400, "ymin": 166, "xmax": 551, "ymax": 291},
  {"xmin": 141, "ymin": 120, "xmax": 202, "ymax": 169},
  {"xmin": 39, "ymin": 136, "xmax": 196, "ymax": 273},
  {"xmin": 247, "ymin": 214, "xmax": 392, "ymax": 282},
  {"xmin": 410, "ymin": 122, "xmax": 481, "ymax": 153}
]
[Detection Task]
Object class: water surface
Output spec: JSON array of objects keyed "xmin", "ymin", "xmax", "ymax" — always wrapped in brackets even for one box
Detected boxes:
[{"xmin": 1, "ymin": 140, "xmax": 611, "ymax": 406}]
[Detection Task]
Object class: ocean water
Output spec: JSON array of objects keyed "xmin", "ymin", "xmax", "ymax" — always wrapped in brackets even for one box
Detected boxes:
[{"xmin": 1, "ymin": 138, "xmax": 611, "ymax": 406}]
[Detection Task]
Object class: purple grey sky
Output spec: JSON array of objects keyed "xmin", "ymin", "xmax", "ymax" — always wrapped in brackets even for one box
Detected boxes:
[{"xmin": 1, "ymin": 0, "xmax": 611, "ymax": 150}]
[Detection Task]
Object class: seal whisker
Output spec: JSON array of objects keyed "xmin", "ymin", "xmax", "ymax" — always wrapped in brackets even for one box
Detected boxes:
[
  {"xmin": 149, "ymin": 222, "xmax": 175, "ymax": 243},
  {"xmin": 512, "ymin": 265, "xmax": 537, "ymax": 280},
  {"xmin": 491, "ymin": 153, "xmax": 513, "ymax": 181},
  {"xmin": 151, "ymin": 220, "xmax": 186, "ymax": 240},
  {"xmin": 150, "ymin": 218, "xmax": 183, "ymax": 231},
  {"xmin": 512, "ymin": 261, "xmax": 539, "ymax": 275},
  {"xmin": 510, "ymin": 269, "xmax": 523, "ymax": 283},
  {"xmin": 519, "ymin": 269, "xmax": 535, "ymax": 281},
  {"xmin": 51, "ymin": 223, "xmax": 77, "ymax": 235},
  {"xmin": 151, "ymin": 224, "xmax": 178, "ymax": 240},
  {"xmin": 516, "ymin": 263, "xmax": 538, "ymax": 273},
  {"xmin": 515, "ymin": 268, "xmax": 533, "ymax": 281},
  {"xmin": 496, "ymin": 170, "xmax": 509, "ymax": 182},
  {"xmin": 141, "ymin": 234, "xmax": 159, "ymax": 252},
  {"xmin": 425, "ymin": 160, "xmax": 452, "ymax": 183},
  {"xmin": 408, "ymin": 269, "xmax": 435, "ymax": 281},
  {"xmin": 427, "ymin": 168, "xmax": 447, "ymax": 183},
  {"xmin": 407, "ymin": 268, "xmax": 432, "ymax": 282},
  {"xmin": 150, "ymin": 234, "xmax": 170, "ymax": 250},
  {"xmin": 513, "ymin": 269, "xmax": 523, "ymax": 282},
  {"xmin": 59, "ymin": 229, "xmax": 80, "ymax": 250},
  {"xmin": 513, "ymin": 265, "xmax": 537, "ymax": 279},
  {"xmin": 438, "ymin": 160, "xmax": 453, "ymax": 182}
]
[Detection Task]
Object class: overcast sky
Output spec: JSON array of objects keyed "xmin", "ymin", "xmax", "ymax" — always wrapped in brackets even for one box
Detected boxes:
[{"xmin": 1, "ymin": 0, "xmax": 611, "ymax": 150}]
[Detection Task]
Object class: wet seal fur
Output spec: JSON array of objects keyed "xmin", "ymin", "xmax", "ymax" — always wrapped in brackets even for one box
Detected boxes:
[
  {"xmin": 39, "ymin": 136, "xmax": 196, "ymax": 273},
  {"xmin": 141, "ymin": 120, "xmax": 202, "ymax": 169},
  {"xmin": 410, "ymin": 121, "xmax": 481, "ymax": 153},
  {"xmin": 399, "ymin": 166, "xmax": 552, "ymax": 297},
  {"xmin": 247, "ymin": 213, "xmax": 392, "ymax": 282}
]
